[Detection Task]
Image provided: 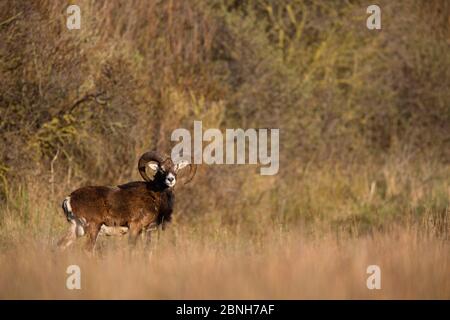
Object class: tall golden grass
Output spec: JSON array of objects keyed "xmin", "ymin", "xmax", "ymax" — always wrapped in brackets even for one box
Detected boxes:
[
  {"xmin": 0, "ymin": 222, "xmax": 449, "ymax": 299},
  {"xmin": 0, "ymin": 160, "xmax": 448, "ymax": 299}
]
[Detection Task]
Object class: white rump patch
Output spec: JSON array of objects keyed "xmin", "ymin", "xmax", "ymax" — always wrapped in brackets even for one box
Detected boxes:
[
  {"xmin": 65, "ymin": 196, "xmax": 73, "ymax": 213},
  {"xmin": 69, "ymin": 217, "xmax": 86, "ymax": 237},
  {"xmin": 76, "ymin": 218, "xmax": 86, "ymax": 237}
]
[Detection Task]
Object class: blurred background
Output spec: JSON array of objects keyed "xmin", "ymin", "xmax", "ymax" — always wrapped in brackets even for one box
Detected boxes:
[{"xmin": 0, "ymin": 0, "xmax": 448, "ymax": 298}]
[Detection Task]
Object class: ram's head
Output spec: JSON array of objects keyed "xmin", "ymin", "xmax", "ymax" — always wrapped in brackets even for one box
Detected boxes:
[{"xmin": 138, "ymin": 151, "xmax": 196, "ymax": 188}]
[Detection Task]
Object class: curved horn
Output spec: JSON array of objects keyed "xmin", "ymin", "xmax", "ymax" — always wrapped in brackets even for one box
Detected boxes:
[
  {"xmin": 138, "ymin": 151, "xmax": 164, "ymax": 182},
  {"xmin": 183, "ymin": 163, "xmax": 197, "ymax": 185}
]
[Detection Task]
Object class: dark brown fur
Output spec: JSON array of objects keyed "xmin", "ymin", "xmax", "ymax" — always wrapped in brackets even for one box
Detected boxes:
[{"xmin": 69, "ymin": 182, "xmax": 174, "ymax": 251}]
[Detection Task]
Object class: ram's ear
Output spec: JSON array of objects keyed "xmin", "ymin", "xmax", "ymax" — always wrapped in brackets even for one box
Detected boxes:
[
  {"xmin": 175, "ymin": 160, "xmax": 189, "ymax": 172},
  {"xmin": 147, "ymin": 162, "xmax": 159, "ymax": 171}
]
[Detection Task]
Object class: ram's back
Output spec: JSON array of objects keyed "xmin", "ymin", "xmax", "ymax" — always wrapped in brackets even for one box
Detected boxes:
[
  {"xmin": 69, "ymin": 182, "xmax": 160, "ymax": 226},
  {"xmin": 69, "ymin": 186, "xmax": 113, "ymax": 222}
]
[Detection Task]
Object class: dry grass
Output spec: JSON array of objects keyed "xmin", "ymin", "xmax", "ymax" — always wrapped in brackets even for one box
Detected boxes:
[
  {"xmin": 0, "ymin": 159, "xmax": 448, "ymax": 299},
  {"xmin": 0, "ymin": 156, "xmax": 448, "ymax": 299},
  {"xmin": 0, "ymin": 223, "xmax": 448, "ymax": 299}
]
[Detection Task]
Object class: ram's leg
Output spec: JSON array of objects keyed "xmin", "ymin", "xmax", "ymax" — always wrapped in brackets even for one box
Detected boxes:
[
  {"xmin": 144, "ymin": 229, "xmax": 152, "ymax": 247},
  {"xmin": 143, "ymin": 223, "xmax": 158, "ymax": 248},
  {"xmin": 128, "ymin": 222, "xmax": 142, "ymax": 247},
  {"xmin": 84, "ymin": 223, "xmax": 101, "ymax": 253},
  {"xmin": 57, "ymin": 221, "xmax": 77, "ymax": 250}
]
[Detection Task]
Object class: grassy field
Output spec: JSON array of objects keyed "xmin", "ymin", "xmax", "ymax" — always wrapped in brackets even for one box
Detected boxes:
[
  {"xmin": 0, "ymin": 160, "xmax": 448, "ymax": 299},
  {"xmin": 0, "ymin": 222, "xmax": 449, "ymax": 299}
]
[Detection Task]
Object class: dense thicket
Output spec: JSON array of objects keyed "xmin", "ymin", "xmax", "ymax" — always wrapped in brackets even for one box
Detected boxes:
[{"xmin": 0, "ymin": 1, "xmax": 448, "ymax": 230}]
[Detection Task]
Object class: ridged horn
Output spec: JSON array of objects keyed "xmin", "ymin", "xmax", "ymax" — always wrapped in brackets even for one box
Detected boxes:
[{"xmin": 138, "ymin": 151, "xmax": 164, "ymax": 182}]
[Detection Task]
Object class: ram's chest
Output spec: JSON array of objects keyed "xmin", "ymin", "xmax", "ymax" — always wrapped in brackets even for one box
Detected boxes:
[
  {"xmin": 156, "ymin": 191, "xmax": 174, "ymax": 224},
  {"xmin": 160, "ymin": 191, "xmax": 174, "ymax": 212}
]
